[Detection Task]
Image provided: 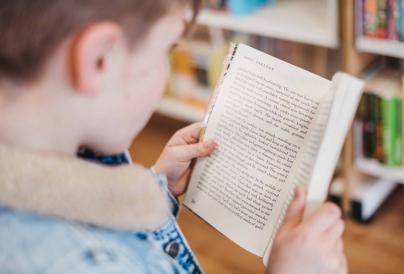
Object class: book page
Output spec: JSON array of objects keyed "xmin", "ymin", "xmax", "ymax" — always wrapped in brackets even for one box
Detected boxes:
[
  {"xmin": 184, "ymin": 44, "xmax": 332, "ymax": 256},
  {"xmin": 262, "ymin": 73, "xmax": 364, "ymax": 266},
  {"xmin": 304, "ymin": 72, "xmax": 365, "ymax": 216},
  {"xmin": 262, "ymin": 88, "xmax": 335, "ymax": 265}
]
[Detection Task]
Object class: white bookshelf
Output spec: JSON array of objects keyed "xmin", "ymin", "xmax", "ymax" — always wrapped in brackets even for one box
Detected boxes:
[
  {"xmin": 164, "ymin": 0, "xmax": 339, "ymax": 122},
  {"xmin": 196, "ymin": 0, "xmax": 339, "ymax": 48},
  {"xmin": 356, "ymin": 37, "xmax": 404, "ymax": 59},
  {"xmin": 355, "ymin": 157, "xmax": 404, "ymax": 184},
  {"xmin": 156, "ymin": 97, "xmax": 206, "ymax": 123}
]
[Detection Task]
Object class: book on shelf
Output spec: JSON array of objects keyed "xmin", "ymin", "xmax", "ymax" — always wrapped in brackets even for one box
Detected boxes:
[
  {"xmin": 402, "ymin": 69, "xmax": 404, "ymax": 165},
  {"xmin": 361, "ymin": 0, "xmax": 404, "ymax": 41},
  {"xmin": 165, "ymin": 32, "xmax": 332, "ymax": 116},
  {"xmin": 377, "ymin": 0, "xmax": 388, "ymax": 38},
  {"xmin": 360, "ymin": 93, "xmax": 380, "ymax": 158},
  {"xmin": 382, "ymin": 96, "xmax": 402, "ymax": 165},
  {"xmin": 203, "ymin": 0, "xmax": 274, "ymax": 16},
  {"xmin": 183, "ymin": 43, "xmax": 364, "ymax": 265},
  {"xmin": 356, "ymin": 68, "xmax": 403, "ymax": 167},
  {"xmin": 165, "ymin": 31, "xmax": 335, "ymax": 110},
  {"xmin": 363, "ymin": 0, "xmax": 378, "ymax": 37},
  {"xmin": 165, "ymin": 40, "xmax": 227, "ymax": 111}
]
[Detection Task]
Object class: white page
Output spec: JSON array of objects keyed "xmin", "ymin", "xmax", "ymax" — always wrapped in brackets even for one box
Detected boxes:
[
  {"xmin": 262, "ymin": 72, "xmax": 364, "ymax": 265},
  {"xmin": 304, "ymin": 72, "xmax": 364, "ymax": 216},
  {"xmin": 184, "ymin": 44, "xmax": 332, "ymax": 256}
]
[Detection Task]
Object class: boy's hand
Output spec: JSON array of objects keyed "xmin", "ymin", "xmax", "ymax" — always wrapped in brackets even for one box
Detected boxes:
[
  {"xmin": 155, "ymin": 122, "xmax": 217, "ymax": 196},
  {"xmin": 266, "ymin": 186, "xmax": 347, "ymax": 274}
]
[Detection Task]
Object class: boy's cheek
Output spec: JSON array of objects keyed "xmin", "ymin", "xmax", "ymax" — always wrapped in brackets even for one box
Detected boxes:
[
  {"xmin": 113, "ymin": 59, "xmax": 169, "ymax": 140},
  {"xmin": 130, "ymin": 63, "xmax": 168, "ymax": 106}
]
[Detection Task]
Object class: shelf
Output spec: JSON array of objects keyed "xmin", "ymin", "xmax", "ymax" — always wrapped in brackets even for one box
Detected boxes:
[
  {"xmin": 196, "ymin": 0, "xmax": 339, "ymax": 48},
  {"xmin": 156, "ymin": 97, "xmax": 206, "ymax": 123},
  {"xmin": 355, "ymin": 157, "xmax": 404, "ymax": 184},
  {"xmin": 356, "ymin": 36, "xmax": 404, "ymax": 59}
]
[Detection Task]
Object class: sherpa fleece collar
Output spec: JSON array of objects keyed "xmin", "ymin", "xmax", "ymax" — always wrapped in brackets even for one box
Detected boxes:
[{"xmin": 0, "ymin": 144, "xmax": 169, "ymax": 230}]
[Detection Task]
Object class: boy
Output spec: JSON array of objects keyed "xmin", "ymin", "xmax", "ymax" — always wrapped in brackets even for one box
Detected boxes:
[{"xmin": 0, "ymin": 0, "xmax": 346, "ymax": 273}]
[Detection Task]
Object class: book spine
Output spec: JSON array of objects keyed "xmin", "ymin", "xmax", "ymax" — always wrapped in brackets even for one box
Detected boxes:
[
  {"xmin": 401, "ymin": 0, "xmax": 404, "ymax": 40},
  {"xmin": 382, "ymin": 97, "xmax": 402, "ymax": 166},
  {"xmin": 375, "ymin": 95, "xmax": 385, "ymax": 160},
  {"xmin": 395, "ymin": 0, "xmax": 402, "ymax": 39},
  {"xmin": 358, "ymin": 0, "xmax": 365, "ymax": 36},
  {"xmin": 394, "ymin": 98, "xmax": 401, "ymax": 166},
  {"xmin": 362, "ymin": 93, "xmax": 378, "ymax": 158},
  {"xmin": 377, "ymin": 0, "xmax": 388, "ymax": 38},
  {"xmin": 388, "ymin": 0, "xmax": 397, "ymax": 39},
  {"xmin": 364, "ymin": 0, "xmax": 378, "ymax": 37},
  {"xmin": 402, "ymin": 96, "xmax": 404, "ymax": 165},
  {"xmin": 397, "ymin": 99, "xmax": 403, "ymax": 165},
  {"xmin": 203, "ymin": 43, "xmax": 239, "ymax": 127},
  {"xmin": 382, "ymin": 97, "xmax": 391, "ymax": 164}
]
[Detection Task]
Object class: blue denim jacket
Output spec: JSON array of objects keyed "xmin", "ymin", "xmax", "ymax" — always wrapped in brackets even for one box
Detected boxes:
[{"xmin": 0, "ymin": 151, "xmax": 203, "ymax": 274}]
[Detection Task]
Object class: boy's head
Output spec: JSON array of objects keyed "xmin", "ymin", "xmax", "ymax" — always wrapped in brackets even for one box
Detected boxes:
[{"xmin": 0, "ymin": 0, "xmax": 199, "ymax": 155}]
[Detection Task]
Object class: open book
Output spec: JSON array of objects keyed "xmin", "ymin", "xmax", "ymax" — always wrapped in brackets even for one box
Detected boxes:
[{"xmin": 184, "ymin": 43, "xmax": 364, "ymax": 265}]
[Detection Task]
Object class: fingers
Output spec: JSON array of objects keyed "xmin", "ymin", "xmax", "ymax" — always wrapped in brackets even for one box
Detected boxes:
[
  {"xmin": 281, "ymin": 186, "xmax": 307, "ymax": 229},
  {"xmin": 337, "ymin": 253, "xmax": 348, "ymax": 274},
  {"xmin": 324, "ymin": 218, "xmax": 345, "ymax": 245},
  {"xmin": 335, "ymin": 239, "xmax": 344, "ymax": 254},
  {"xmin": 303, "ymin": 202, "xmax": 341, "ymax": 233},
  {"xmin": 175, "ymin": 139, "xmax": 218, "ymax": 161},
  {"xmin": 329, "ymin": 249, "xmax": 347, "ymax": 274},
  {"xmin": 170, "ymin": 122, "xmax": 206, "ymax": 146}
]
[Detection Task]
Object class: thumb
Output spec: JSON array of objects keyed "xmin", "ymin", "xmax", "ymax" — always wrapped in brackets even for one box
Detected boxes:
[
  {"xmin": 176, "ymin": 139, "xmax": 218, "ymax": 161},
  {"xmin": 281, "ymin": 185, "xmax": 306, "ymax": 229}
]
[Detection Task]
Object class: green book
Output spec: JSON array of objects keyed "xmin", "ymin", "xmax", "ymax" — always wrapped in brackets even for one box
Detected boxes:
[
  {"xmin": 395, "ymin": 99, "xmax": 402, "ymax": 166},
  {"xmin": 382, "ymin": 97, "xmax": 402, "ymax": 166},
  {"xmin": 402, "ymin": 97, "xmax": 404, "ymax": 166}
]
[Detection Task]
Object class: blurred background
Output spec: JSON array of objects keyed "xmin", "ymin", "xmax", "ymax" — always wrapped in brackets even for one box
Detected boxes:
[{"xmin": 131, "ymin": 0, "xmax": 404, "ymax": 273}]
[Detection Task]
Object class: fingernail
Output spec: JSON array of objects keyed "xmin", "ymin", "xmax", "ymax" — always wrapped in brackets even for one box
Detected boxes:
[
  {"xmin": 294, "ymin": 186, "xmax": 300, "ymax": 195},
  {"xmin": 294, "ymin": 186, "xmax": 303, "ymax": 200},
  {"xmin": 205, "ymin": 139, "xmax": 218, "ymax": 148}
]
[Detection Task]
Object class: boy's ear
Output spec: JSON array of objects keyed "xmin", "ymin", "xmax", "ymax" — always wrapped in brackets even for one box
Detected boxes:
[{"xmin": 70, "ymin": 22, "xmax": 123, "ymax": 96}]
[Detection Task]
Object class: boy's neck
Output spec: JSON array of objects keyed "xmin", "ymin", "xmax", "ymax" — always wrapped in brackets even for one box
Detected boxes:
[{"xmin": 0, "ymin": 84, "xmax": 81, "ymax": 157}]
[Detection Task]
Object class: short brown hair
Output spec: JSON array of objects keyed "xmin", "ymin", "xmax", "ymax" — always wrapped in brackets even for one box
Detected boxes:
[{"xmin": 0, "ymin": 0, "xmax": 200, "ymax": 83}]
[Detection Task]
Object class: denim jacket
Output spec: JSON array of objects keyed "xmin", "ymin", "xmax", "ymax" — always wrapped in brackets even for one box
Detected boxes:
[{"xmin": 0, "ymin": 151, "xmax": 203, "ymax": 274}]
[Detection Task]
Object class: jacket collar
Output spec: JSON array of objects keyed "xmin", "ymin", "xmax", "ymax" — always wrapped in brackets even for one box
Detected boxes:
[{"xmin": 0, "ymin": 144, "xmax": 170, "ymax": 230}]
